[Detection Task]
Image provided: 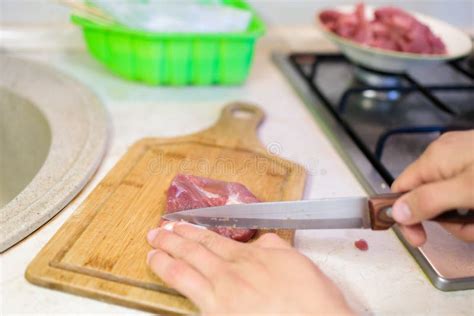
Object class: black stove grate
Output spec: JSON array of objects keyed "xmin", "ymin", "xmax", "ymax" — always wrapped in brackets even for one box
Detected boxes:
[{"xmin": 289, "ymin": 53, "xmax": 474, "ymax": 184}]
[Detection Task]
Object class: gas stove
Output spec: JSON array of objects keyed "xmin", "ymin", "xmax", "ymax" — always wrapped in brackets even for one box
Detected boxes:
[{"xmin": 274, "ymin": 52, "xmax": 474, "ymax": 291}]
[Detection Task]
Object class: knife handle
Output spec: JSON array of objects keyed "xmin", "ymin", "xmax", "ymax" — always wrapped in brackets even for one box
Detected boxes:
[{"xmin": 368, "ymin": 193, "xmax": 474, "ymax": 230}]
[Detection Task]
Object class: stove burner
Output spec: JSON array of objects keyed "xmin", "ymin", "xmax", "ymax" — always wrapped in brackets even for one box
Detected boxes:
[
  {"xmin": 353, "ymin": 66, "xmax": 402, "ymax": 87},
  {"xmin": 353, "ymin": 66, "xmax": 403, "ymax": 101}
]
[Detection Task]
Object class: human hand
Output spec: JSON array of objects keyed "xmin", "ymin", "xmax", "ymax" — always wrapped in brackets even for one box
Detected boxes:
[
  {"xmin": 147, "ymin": 222, "xmax": 353, "ymax": 315},
  {"xmin": 391, "ymin": 130, "xmax": 474, "ymax": 246}
]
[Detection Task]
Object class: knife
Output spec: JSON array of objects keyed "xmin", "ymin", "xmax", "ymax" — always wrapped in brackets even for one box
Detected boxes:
[{"xmin": 161, "ymin": 193, "xmax": 474, "ymax": 230}]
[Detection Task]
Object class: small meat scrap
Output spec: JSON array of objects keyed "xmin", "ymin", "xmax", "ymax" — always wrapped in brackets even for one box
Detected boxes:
[
  {"xmin": 165, "ymin": 174, "xmax": 258, "ymax": 242},
  {"xmin": 354, "ymin": 239, "xmax": 369, "ymax": 251},
  {"xmin": 319, "ymin": 3, "xmax": 446, "ymax": 55}
]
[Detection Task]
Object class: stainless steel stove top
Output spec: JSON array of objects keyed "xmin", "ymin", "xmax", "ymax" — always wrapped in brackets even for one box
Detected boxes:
[{"xmin": 273, "ymin": 52, "xmax": 474, "ymax": 291}]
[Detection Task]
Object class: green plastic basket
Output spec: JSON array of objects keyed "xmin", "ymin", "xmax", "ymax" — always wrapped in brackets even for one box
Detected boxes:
[{"xmin": 72, "ymin": 0, "xmax": 265, "ymax": 85}]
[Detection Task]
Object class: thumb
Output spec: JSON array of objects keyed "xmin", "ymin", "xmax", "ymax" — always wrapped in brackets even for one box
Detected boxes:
[{"xmin": 391, "ymin": 172, "xmax": 473, "ymax": 225}]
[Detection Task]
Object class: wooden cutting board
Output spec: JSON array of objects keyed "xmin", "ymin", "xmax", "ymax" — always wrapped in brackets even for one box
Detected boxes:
[{"xmin": 26, "ymin": 102, "xmax": 306, "ymax": 314}]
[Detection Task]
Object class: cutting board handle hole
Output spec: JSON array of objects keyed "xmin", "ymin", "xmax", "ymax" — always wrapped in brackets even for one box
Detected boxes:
[
  {"xmin": 213, "ymin": 103, "xmax": 264, "ymax": 140},
  {"xmin": 231, "ymin": 108, "xmax": 255, "ymax": 120}
]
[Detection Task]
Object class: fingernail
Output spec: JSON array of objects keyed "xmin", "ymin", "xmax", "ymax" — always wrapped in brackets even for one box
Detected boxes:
[
  {"xmin": 147, "ymin": 249, "xmax": 157, "ymax": 265},
  {"xmin": 392, "ymin": 201, "xmax": 412, "ymax": 223},
  {"xmin": 162, "ymin": 222, "xmax": 176, "ymax": 231},
  {"xmin": 147, "ymin": 228, "xmax": 160, "ymax": 243}
]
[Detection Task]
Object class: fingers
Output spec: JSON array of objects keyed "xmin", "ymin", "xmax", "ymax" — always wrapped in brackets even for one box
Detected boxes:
[
  {"xmin": 172, "ymin": 222, "xmax": 244, "ymax": 259},
  {"xmin": 392, "ymin": 132, "xmax": 474, "ymax": 245},
  {"xmin": 253, "ymin": 233, "xmax": 291, "ymax": 249},
  {"xmin": 147, "ymin": 227, "xmax": 223, "ymax": 278},
  {"xmin": 392, "ymin": 147, "xmax": 445, "ymax": 193},
  {"xmin": 439, "ymin": 222, "xmax": 474, "ymax": 242},
  {"xmin": 392, "ymin": 131, "xmax": 474, "ymax": 193},
  {"xmin": 147, "ymin": 248, "xmax": 214, "ymax": 308},
  {"xmin": 392, "ymin": 158, "xmax": 426, "ymax": 193},
  {"xmin": 397, "ymin": 224, "xmax": 427, "ymax": 247},
  {"xmin": 392, "ymin": 170, "xmax": 474, "ymax": 226}
]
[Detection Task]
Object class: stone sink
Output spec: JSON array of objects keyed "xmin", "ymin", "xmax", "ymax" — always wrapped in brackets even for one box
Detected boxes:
[{"xmin": 0, "ymin": 56, "xmax": 108, "ymax": 252}]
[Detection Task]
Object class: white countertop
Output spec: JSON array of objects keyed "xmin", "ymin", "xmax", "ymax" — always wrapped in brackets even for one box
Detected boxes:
[{"xmin": 1, "ymin": 26, "xmax": 473, "ymax": 315}]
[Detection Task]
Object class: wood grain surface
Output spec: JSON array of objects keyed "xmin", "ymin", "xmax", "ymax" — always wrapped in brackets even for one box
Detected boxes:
[{"xmin": 26, "ymin": 102, "xmax": 307, "ymax": 314}]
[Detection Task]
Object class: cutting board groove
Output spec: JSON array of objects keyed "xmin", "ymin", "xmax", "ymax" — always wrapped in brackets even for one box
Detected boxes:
[{"xmin": 26, "ymin": 102, "xmax": 306, "ymax": 314}]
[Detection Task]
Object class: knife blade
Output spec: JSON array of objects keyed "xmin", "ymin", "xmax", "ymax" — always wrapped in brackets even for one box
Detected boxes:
[
  {"xmin": 161, "ymin": 193, "xmax": 474, "ymax": 230},
  {"xmin": 164, "ymin": 196, "xmax": 372, "ymax": 229}
]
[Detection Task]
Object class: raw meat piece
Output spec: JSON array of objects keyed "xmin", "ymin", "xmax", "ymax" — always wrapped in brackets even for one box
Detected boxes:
[
  {"xmin": 354, "ymin": 239, "xmax": 369, "ymax": 251},
  {"xmin": 318, "ymin": 3, "xmax": 446, "ymax": 55},
  {"xmin": 165, "ymin": 174, "xmax": 257, "ymax": 242}
]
